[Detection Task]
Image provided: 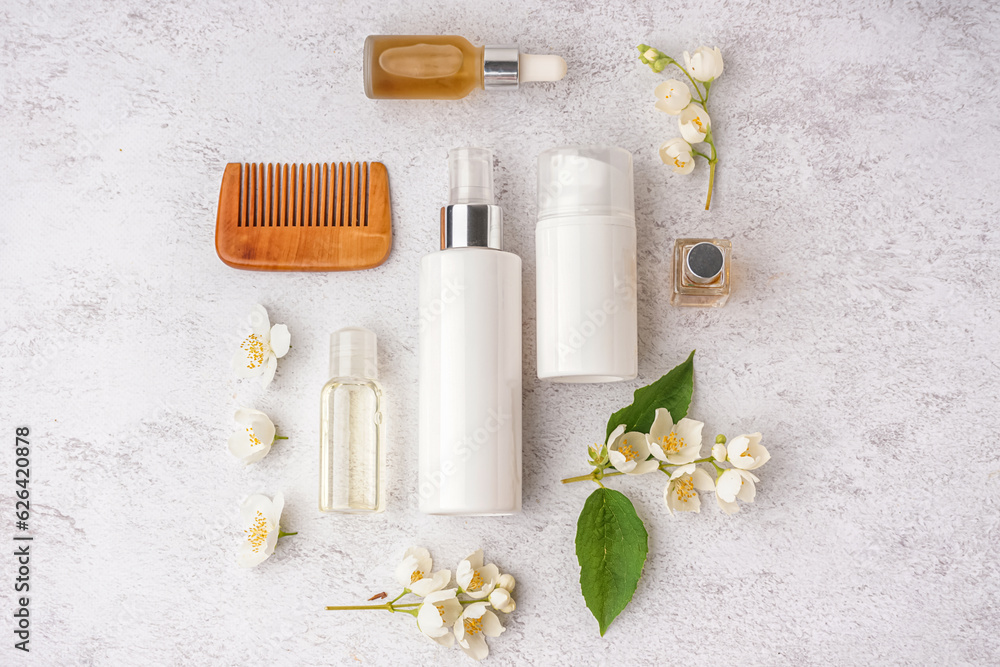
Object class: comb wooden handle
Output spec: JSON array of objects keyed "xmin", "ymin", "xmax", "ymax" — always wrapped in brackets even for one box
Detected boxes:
[{"xmin": 215, "ymin": 161, "xmax": 391, "ymax": 271}]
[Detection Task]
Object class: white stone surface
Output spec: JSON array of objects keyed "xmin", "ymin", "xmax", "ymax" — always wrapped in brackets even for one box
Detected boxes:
[{"xmin": 2, "ymin": 0, "xmax": 998, "ymax": 664}]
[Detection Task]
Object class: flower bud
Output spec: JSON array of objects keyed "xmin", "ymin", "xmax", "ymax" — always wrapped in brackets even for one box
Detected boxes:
[
  {"xmin": 497, "ymin": 573, "xmax": 515, "ymax": 592},
  {"xmin": 488, "ymin": 588, "xmax": 516, "ymax": 613},
  {"xmin": 712, "ymin": 443, "xmax": 727, "ymax": 462}
]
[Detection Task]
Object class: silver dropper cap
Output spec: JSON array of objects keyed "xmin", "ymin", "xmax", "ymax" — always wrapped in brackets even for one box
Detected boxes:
[
  {"xmin": 440, "ymin": 147, "xmax": 503, "ymax": 250},
  {"xmin": 483, "ymin": 46, "xmax": 568, "ymax": 90}
]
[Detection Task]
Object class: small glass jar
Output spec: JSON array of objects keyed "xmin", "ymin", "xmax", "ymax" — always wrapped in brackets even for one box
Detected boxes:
[{"xmin": 670, "ymin": 238, "xmax": 731, "ymax": 307}]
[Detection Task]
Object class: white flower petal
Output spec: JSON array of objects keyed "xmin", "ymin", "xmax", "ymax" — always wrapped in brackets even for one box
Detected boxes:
[
  {"xmin": 249, "ymin": 304, "xmax": 271, "ymax": 337},
  {"xmin": 260, "ymin": 354, "xmax": 278, "ymax": 388},
  {"xmin": 270, "ymin": 493, "xmax": 284, "ymax": 523},
  {"xmin": 749, "ymin": 444, "xmax": 771, "ymax": 469},
  {"xmin": 481, "ymin": 609, "xmax": 505, "ymax": 637},
  {"xmin": 270, "ymin": 324, "xmax": 290, "ymax": 358},
  {"xmin": 232, "ymin": 338, "xmax": 266, "ymax": 378},
  {"xmin": 608, "ymin": 450, "xmax": 637, "ymax": 474},
  {"xmin": 669, "ymin": 463, "xmax": 696, "ymax": 480},
  {"xmin": 479, "ymin": 564, "xmax": 500, "ymax": 587},
  {"xmin": 237, "ymin": 542, "xmax": 270, "ymax": 568},
  {"xmin": 428, "ymin": 629, "xmax": 455, "ymax": 647},
  {"xmin": 228, "ymin": 430, "xmax": 255, "ymax": 461},
  {"xmin": 737, "ymin": 476, "xmax": 757, "ymax": 503},
  {"xmin": 716, "ymin": 469, "xmax": 743, "ymax": 503},
  {"xmin": 622, "ymin": 432, "xmax": 651, "ymax": 459},
  {"xmin": 648, "ymin": 408, "xmax": 674, "ymax": 443},
  {"xmin": 674, "ymin": 418, "xmax": 704, "ymax": 449},
  {"xmin": 465, "ymin": 601, "xmax": 489, "ymax": 619},
  {"xmin": 605, "ymin": 424, "xmax": 625, "ymax": 448},
  {"xmin": 234, "ymin": 407, "xmax": 266, "ymax": 425},
  {"xmin": 463, "ymin": 550, "xmax": 485, "ymax": 570},
  {"xmin": 249, "ymin": 415, "xmax": 275, "ymax": 446},
  {"xmin": 417, "ymin": 601, "xmax": 445, "ymax": 632},
  {"xmin": 458, "ymin": 632, "xmax": 489, "ymax": 661},
  {"xmin": 632, "ymin": 459, "xmax": 661, "ymax": 475},
  {"xmin": 396, "ymin": 554, "xmax": 422, "ymax": 587},
  {"xmin": 712, "ymin": 443, "xmax": 728, "ymax": 462},
  {"xmin": 727, "ymin": 436, "xmax": 750, "ymax": 462},
  {"xmin": 691, "ymin": 467, "xmax": 716, "ymax": 491},
  {"xmin": 655, "ymin": 98, "xmax": 682, "ymax": 115},
  {"xmin": 239, "ymin": 494, "xmax": 274, "ymax": 525},
  {"xmin": 647, "ymin": 439, "xmax": 668, "ymax": 462},
  {"xmin": 716, "ymin": 494, "xmax": 740, "ymax": 514}
]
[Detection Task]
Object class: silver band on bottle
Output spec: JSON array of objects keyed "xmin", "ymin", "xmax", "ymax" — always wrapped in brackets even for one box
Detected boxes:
[
  {"xmin": 440, "ymin": 204, "xmax": 503, "ymax": 250},
  {"xmin": 483, "ymin": 46, "xmax": 519, "ymax": 90}
]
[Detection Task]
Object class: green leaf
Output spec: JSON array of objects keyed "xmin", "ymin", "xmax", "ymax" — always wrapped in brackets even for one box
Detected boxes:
[
  {"xmin": 575, "ymin": 488, "xmax": 648, "ymax": 636},
  {"xmin": 606, "ymin": 350, "xmax": 695, "ymax": 441}
]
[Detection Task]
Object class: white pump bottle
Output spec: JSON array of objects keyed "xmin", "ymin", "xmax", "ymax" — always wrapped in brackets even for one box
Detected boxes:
[{"xmin": 418, "ymin": 148, "xmax": 522, "ymax": 515}]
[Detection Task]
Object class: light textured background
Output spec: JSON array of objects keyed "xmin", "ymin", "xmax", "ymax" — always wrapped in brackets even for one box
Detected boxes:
[{"xmin": 1, "ymin": 0, "xmax": 998, "ymax": 664}]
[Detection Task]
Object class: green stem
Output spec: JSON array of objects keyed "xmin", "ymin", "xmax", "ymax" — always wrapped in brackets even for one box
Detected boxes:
[
  {"xmin": 277, "ymin": 530, "xmax": 297, "ymax": 538},
  {"xmin": 561, "ymin": 470, "xmax": 624, "ymax": 484},
  {"xmin": 705, "ymin": 162, "xmax": 716, "ymax": 210},
  {"xmin": 564, "ymin": 456, "xmax": 720, "ymax": 485},
  {"xmin": 702, "ymin": 128, "xmax": 719, "ymax": 211},
  {"xmin": 326, "ymin": 603, "xmax": 392, "ymax": 611},
  {"xmin": 273, "ymin": 435, "xmax": 289, "ymax": 441},
  {"xmin": 389, "ymin": 590, "xmax": 408, "ymax": 605},
  {"xmin": 326, "ymin": 601, "xmax": 418, "ymax": 616}
]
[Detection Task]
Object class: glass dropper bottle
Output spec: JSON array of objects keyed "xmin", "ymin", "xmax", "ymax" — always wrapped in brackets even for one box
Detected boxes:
[{"xmin": 364, "ymin": 35, "xmax": 566, "ymax": 100}]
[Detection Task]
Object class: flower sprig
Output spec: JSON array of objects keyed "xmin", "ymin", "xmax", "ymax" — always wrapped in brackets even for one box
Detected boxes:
[
  {"xmin": 327, "ymin": 547, "xmax": 517, "ymax": 661},
  {"xmin": 564, "ymin": 412, "xmax": 770, "ymax": 515},
  {"xmin": 638, "ymin": 44, "xmax": 724, "ymax": 210},
  {"xmin": 562, "ymin": 352, "xmax": 776, "ymax": 636}
]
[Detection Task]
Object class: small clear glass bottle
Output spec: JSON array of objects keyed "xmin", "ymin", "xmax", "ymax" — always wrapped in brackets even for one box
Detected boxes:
[
  {"xmin": 670, "ymin": 238, "xmax": 732, "ymax": 307},
  {"xmin": 319, "ymin": 327, "xmax": 385, "ymax": 513}
]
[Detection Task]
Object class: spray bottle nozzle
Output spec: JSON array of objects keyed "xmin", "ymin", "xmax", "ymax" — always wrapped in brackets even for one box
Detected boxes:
[{"xmin": 448, "ymin": 147, "xmax": 494, "ymax": 205}]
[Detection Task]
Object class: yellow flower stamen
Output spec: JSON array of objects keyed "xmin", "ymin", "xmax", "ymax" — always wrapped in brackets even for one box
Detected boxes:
[
  {"xmin": 740, "ymin": 445, "xmax": 753, "ymax": 458},
  {"xmin": 618, "ymin": 438, "xmax": 638, "ymax": 462},
  {"xmin": 674, "ymin": 477, "xmax": 696, "ymax": 502},
  {"xmin": 467, "ymin": 570, "xmax": 484, "ymax": 591},
  {"xmin": 240, "ymin": 334, "xmax": 267, "ymax": 370},
  {"xmin": 246, "ymin": 511, "xmax": 269, "ymax": 552},
  {"xmin": 660, "ymin": 431, "xmax": 685, "ymax": 454},
  {"xmin": 464, "ymin": 616, "xmax": 483, "ymax": 636},
  {"xmin": 410, "ymin": 570, "xmax": 424, "ymax": 584},
  {"xmin": 247, "ymin": 427, "xmax": 261, "ymax": 448},
  {"xmin": 692, "ymin": 116, "xmax": 705, "ymax": 131},
  {"xmin": 435, "ymin": 604, "xmax": 446, "ymax": 619}
]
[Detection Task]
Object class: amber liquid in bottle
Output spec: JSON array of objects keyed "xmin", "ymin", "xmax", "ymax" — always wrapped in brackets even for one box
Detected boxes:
[{"xmin": 364, "ymin": 35, "xmax": 484, "ymax": 100}]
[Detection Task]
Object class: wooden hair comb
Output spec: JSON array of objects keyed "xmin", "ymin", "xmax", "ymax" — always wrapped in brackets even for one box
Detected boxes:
[{"xmin": 215, "ymin": 161, "xmax": 391, "ymax": 271}]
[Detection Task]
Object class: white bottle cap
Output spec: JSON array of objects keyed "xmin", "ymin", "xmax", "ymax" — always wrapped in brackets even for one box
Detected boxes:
[
  {"xmin": 519, "ymin": 54, "xmax": 567, "ymax": 82},
  {"xmin": 537, "ymin": 146, "xmax": 635, "ymax": 222},
  {"xmin": 330, "ymin": 327, "xmax": 378, "ymax": 379}
]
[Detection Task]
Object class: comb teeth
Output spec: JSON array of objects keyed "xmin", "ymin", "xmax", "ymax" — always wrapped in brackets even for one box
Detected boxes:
[{"xmin": 237, "ymin": 162, "xmax": 371, "ymax": 228}]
